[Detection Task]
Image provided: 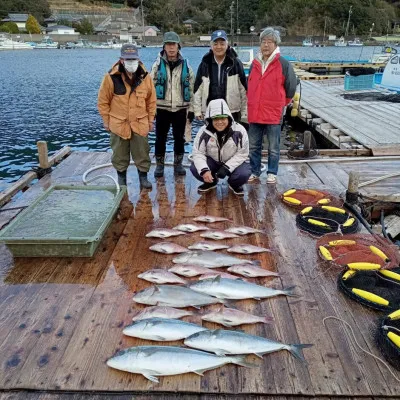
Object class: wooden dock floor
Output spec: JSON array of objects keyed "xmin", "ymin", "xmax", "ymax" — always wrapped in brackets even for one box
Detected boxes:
[
  {"xmin": 0, "ymin": 151, "xmax": 400, "ymax": 399},
  {"xmin": 299, "ymin": 80, "xmax": 400, "ymax": 152}
]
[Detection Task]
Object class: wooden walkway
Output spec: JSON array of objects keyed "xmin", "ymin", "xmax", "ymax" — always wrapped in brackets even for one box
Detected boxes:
[
  {"xmin": 0, "ymin": 151, "xmax": 400, "ymax": 399},
  {"xmin": 298, "ymin": 80, "xmax": 400, "ymax": 152}
]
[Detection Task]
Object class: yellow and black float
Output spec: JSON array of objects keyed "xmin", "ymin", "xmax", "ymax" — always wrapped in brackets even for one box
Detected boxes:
[
  {"xmin": 376, "ymin": 308, "xmax": 400, "ymax": 371},
  {"xmin": 337, "ymin": 267, "xmax": 400, "ymax": 312},
  {"xmin": 281, "ymin": 188, "xmax": 342, "ymax": 209},
  {"xmin": 296, "ymin": 206, "xmax": 359, "ymax": 236}
]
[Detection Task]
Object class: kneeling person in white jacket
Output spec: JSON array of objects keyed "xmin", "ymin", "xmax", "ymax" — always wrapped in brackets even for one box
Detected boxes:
[{"xmin": 190, "ymin": 99, "xmax": 251, "ymax": 196}]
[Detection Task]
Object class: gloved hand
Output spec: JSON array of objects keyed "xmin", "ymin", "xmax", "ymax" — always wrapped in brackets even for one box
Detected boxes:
[
  {"xmin": 187, "ymin": 111, "xmax": 195, "ymax": 123},
  {"xmin": 216, "ymin": 165, "xmax": 230, "ymax": 179}
]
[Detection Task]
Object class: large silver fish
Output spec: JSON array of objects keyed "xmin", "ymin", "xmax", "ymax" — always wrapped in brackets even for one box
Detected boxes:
[
  {"xmin": 172, "ymin": 250, "xmax": 256, "ymax": 268},
  {"xmin": 173, "ymin": 224, "xmax": 210, "ymax": 232},
  {"xmin": 107, "ymin": 345, "xmax": 254, "ymax": 383},
  {"xmin": 227, "ymin": 265, "xmax": 280, "ymax": 278},
  {"xmin": 132, "ymin": 306, "xmax": 195, "ymax": 321},
  {"xmin": 168, "ymin": 264, "xmax": 215, "ymax": 277},
  {"xmin": 227, "ymin": 244, "xmax": 272, "ymax": 254},
  {"xmin": 200, "ymin": 230, "xmax": 239, "ymax": 240},
  {"xmin": 138, "ymin": 269, "xmax": 187, "ymax": 284},
  {"xmin": 132, "ymin": 285, "xmax": 226, "ymax": 308},
  {"xmin": 149, "ymin": 242, "xmax": 188, "ymax": 254},
  {"xmin": 201, "ymin": 307, "xmax": 273, "ymax": 327},
  {"xmin": 123, "ymin": 318, "xmax": 207, "ymax": 341},
  {"xmin": 225, "ymin": 226, "xmax": 264, "ymax": 235},
  {"xmin": 188, "ymin": 241, "xmax": 230, "ymax": 251},
  {"xmin": 184, "ymin": 330, "xmax": 312, "ymax": 361},
  {"xmin": 193, "ymin": 215, "xmax": 231, "ymax": 223},
  {"xmin": 146, "ymin": 228, "xmax": 186, "ymax": 238},
  {"xmin": 188, "ymin": 277, "xmax": 296, "ymax": 300}
]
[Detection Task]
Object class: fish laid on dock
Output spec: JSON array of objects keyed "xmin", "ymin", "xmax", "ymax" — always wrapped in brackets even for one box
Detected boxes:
[
  {"xmin": 227, "ymin": 265, "xmax": 280, "ymax": 278},
  {"xmin": 137, "ymin": 269, "xmax": 187, "ymax": 284},
  {"xmin": 173, "ymin": 250, "xmax": 257, "ymax": 268},
  {"xmin": 168, "ymin": 264, "xmax": 215, "ymax": 277},
  {"xmin": 200, "ymin": 230, "xmax": 239, "ymax": 240},
  {"xmin": 184, "ymin": 330, "xmax": 312, "ymax": 361},
  {"xmin": 199, "ymin": 271, "xmax": 245, "ymax": 281},
  {"xmin": 132, "ymin": 285, "xmax": 226, "ymax": 308},
  {"xmin": 149, "ymin": 242, "xmax": 188, "ymax": 254},
  {"xmin": 107, "ymin": 345, "xmax": 254, "ymax": 383},
  {"xmin": 146, "ymin": 229, "xmax": 186, "ymax": 238},
  {"xmin": 132, "ymin": 306, "xmax": 195, "ymax": 321},
  {"xmin": 188, "ymin": 241, "xmax": 230, "ymax": 251},
  {"xmin": 201, "ymin": 307, "xmax": 273, "ymax": 327},
  {"xmin": 225, "ymin": 226, "xmax": 264, "ymax": 235},
  {"xmin": 188, "ymin": 277, "xmax": 296, "ymax": 300},
  {"xmin": 123, "ymin": 318, "xmax": 207, "ymax": 341},
  {"xmin": 227, "ymin": 244, "xmax": 272, "ymax": 254},
  {"xmin": 173, "ymin": 224, "xmax": 210, "ymax": 232},
  {"xmin": 193, "ymin": 215, "xmax": 231, "ymax": 223}
]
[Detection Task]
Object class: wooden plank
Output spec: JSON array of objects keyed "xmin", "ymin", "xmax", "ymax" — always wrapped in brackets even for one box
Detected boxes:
[
  {"xmin": 371, "ymin": 145, "xmax": 400, "ymax": 156},
  {"xmin": 37, "ymin": 141, "xmax": 50, "ymax": 169},
  {"xmin": 48, "ymin": 146, "xmax": 72, "ymax": 167},
  {"xmin": 0, "ymin": 171, "xmax": 37, "ymax": 208}
]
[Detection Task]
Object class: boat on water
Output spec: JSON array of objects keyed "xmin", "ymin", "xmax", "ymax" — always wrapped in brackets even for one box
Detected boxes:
[
  {"xmin": 0, "ymin": 34, "xmax": 34, "ymax": 50},
  {"xmin": 334, "ymin": 37, "xmax": 347, "ymax": 47},
  {"xmin": 236, "ymin": 47, "xmax": 254, "ymax": 76},
  {"xmin": 348, "ymin": 37, "xmax": 363, "ymax": 46},
  {"xmin": 302, "ymin": 37, "xmax": 314, "ymax": 47},
  {"xmin": 370, "ymin": 45, "xmax": 398, "ymax": 64},
  {"xmin": 35, "ymin": 36, "xmax": 59, "ymax": 49},
  {"xmin": 375, "ymin": 53, "xmax": 400, "ymax": 92}
]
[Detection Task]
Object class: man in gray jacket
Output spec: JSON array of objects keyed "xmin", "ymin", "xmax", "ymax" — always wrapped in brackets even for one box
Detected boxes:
[
  {"xmin": 190, "ymin": 99, "xmax": 251, "ymax": 196},
  {"xmin": 150, "ymin": 32, "xmax": 195, "ymax": 178}
]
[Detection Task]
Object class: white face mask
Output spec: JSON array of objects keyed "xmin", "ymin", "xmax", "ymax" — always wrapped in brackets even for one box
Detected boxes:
[{"xmin": 124, "ymin": 60, "xmax": 139, "ymax": 73}]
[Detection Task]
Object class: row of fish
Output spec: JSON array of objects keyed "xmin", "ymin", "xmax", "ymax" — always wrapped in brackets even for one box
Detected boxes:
[
  {"xmin": 107, "ymin": 216, "xmax": 309, "ymax": 383},
  {"xmin": 150, "ymin": 242, "xmax": 272, "ymax": 254}
]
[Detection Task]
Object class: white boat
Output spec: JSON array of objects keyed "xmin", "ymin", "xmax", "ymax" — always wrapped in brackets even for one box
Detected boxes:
[
  {"xmin": 370, "ymin": 45, "xmax": 398, "ymax": 64},
  {"xmin": 236, "ymin": 47, "xmax": 254, "ymax": 76},
  {"xmin": 348, "ymin": 38, "xmax": 363, "ymax": 46},
  {"xmin": 35, "ymin": 37, "xmax": 59, "ymax": 49},
  {"xmin": 0, "ymin": 34, "xmax": 34, "ymax": 50},
  {"xmin": 302, "ymin": 37, "xmax": 314, "ymax": 47},
  {"xmin": 334, "ymin": 37, "xmax": 347, "ymax": 47},
  {"xmin": 377, "ymin": 54, "xmax": 400, "ymax": 92}
]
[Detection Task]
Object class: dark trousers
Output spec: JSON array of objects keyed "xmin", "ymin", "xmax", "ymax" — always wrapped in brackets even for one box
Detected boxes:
[
  {"xmin": 190, "ymin": 156, "xmax": 251, "ymax": 188},
  {"xmin": 155, "ymin": 108, "xmax": 187, "ymax": 156}
]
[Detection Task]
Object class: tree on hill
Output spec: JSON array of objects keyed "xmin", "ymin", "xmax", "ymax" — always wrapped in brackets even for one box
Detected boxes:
[
  {"xmin": 0, "ymin": 0, "xmax": 51, "ymax": 23},
  {"xmin": 26, "ymin": 14, "xmax": 42, "ymax": 33},
  {"xmin": 73, "ymin": 18, "xmax": 94, "ymax": 34},
  {"xmin": 0, "ymin": 22, "xmax": 19, "ymax": 33}
]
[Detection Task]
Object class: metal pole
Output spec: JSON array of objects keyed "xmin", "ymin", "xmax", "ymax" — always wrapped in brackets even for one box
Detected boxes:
[
  {"xmin": 345, "ymin": 5, "xmax": 352, "ymax": 37},
  {"xmin": 230, "ymin": 3, "xmax": 234, "ymax": 40},
  {"xmin": 140, "ymin": 0, "xmax": 145, "ymax": 44},
  {"xmin": 236, "ymin": 0, "xmax": 239, "ymax": 46}
]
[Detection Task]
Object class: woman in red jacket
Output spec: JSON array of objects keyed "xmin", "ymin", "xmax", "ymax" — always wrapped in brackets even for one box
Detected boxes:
[{"xmin": 247, "ymin": 27, "xmax": 297, "ymax": 184}]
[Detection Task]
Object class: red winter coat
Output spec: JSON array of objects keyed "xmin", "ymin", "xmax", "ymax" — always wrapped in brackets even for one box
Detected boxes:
[{"xmin": 247, "ymin": 54, "xmax": 297, "ymax": 125}]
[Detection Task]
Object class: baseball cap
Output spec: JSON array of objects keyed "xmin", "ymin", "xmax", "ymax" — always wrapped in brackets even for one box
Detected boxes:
[
  {"xmin": 163, "ymin": 31, "xmax": 180, "ymax": 44},
  {"xmin": 121, "ymin": 43, "xmax": 139, "ymax": 59},
  {"xmin": 211, "ymin": 30, "xmax": 228, "ymax": 42}
]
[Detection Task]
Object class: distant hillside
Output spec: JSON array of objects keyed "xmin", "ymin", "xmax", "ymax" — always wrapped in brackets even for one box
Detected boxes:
[{"xmin": 47, "ymin": 0, "xmax": 131, "ymax": 11}]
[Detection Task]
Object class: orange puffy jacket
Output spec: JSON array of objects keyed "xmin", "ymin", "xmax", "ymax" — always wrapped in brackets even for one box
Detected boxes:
[{"xmin": 98, "ymin": 61, "xmax": 156, "ymax": 139}]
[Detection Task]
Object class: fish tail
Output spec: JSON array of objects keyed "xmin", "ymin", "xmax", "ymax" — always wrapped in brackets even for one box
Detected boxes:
[
  {"xmin": 230, "ymin": 355, "xmax": 257, "ymax": 368},
  {"xmin": 287, "ymin": 344, "xmax": 313, "ymax": 363},
  {"xmin": 262, "ymin": 316, "xmax": 274, "ymax": 324},
  {"xmin": 283, "ymin": 286, "xmax": 299, "ymax": 297},
  {"xmin": 221, "ymin": 299, "xmax": 237, "ymax": 309}
]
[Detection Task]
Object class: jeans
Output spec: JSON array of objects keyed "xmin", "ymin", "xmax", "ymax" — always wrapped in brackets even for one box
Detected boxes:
[
  {"xmin": 155, "ymin": 108, "xmax": 187, "ymax": 156},
  {"xmin": 190, "ymin": 156, "xmax": 251, "ymax": 188},
  {"xmin": 248, "ymin": 123, "xmax": 281, "ymax": 176}
]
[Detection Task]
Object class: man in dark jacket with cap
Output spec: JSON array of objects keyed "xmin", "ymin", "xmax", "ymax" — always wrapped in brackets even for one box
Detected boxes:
[
  {"xmin": 193, "ymin": 30, "xmax": 247, "ymax": 124},
  {"xmin": 150, "ymin": 32, "xmax": 195, "ymax": 178}
]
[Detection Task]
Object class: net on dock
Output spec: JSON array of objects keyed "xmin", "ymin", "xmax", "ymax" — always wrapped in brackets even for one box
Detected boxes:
[
  {"xmin": 281, "ymin": 188, "xmax": 343, "ymax": 209},
  {"xmin": 296, "ymin": 206, "xmax": 359, "ymax": 236},
  {"xmin": 317, "ymin": 233, "xmax": 400, "ymax": 269},
  {"xmin": 342, "ymin": 92, "xmax": 400, "ymax": 103}
]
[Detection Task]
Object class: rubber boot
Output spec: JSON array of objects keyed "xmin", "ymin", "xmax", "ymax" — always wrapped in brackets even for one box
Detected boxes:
[
  {"xmin": 154, "ymin": 155, "xmax": 165, "ymax": 178},
  {"xmin": 138, "ymin": 170, "xmax": 152, "ymax": 190},
  {"xmin": 117, "ymin": 170, "xmax": 127, "ymax": 186},
  {"xmin": 174, "ymin": 154, "xmax": 186, "ymax": 176}
]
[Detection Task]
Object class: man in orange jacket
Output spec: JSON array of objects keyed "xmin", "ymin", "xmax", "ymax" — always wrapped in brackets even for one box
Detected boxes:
[{"xmin": 98, "ymin": 44, "xmax": 156, "ymax": 189}]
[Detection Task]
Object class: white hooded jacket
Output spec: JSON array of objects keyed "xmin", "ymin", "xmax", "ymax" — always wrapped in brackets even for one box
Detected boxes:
[{"xmin": 192, "ymin": 99, "xmax": 249, "ymax": 175}]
